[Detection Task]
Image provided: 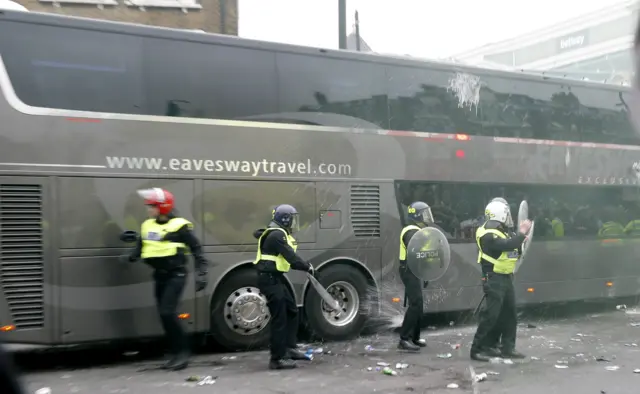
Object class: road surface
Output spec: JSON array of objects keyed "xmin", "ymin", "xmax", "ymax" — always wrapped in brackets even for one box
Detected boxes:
[{"xmin": 14, "ymin": 305, "xmax": 640, "ymax": 394}]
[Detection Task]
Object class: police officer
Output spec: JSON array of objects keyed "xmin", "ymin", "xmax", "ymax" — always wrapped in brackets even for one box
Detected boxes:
[
  {"xmin": 470, "ymin": 199, "xmax": 532, "ymax": 361},
  {"xmin": 253, "ymin": 204, "xmax": 313, "ymax": 370},
  {"xmin": 397, "ymin": 201, "xmax": 433, "ymax": 351},
  {"xmin": 121, "ymin": 188, "xmax": 208, "ymax": 371}
]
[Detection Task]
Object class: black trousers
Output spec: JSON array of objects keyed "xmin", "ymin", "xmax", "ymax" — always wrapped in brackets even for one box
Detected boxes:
[
  {"xmin": 471, "ymin": 272, "xmax": 517, "ymax": 353},
  {"xmin": 154, "ymin": 270, "xmax": 188, "ymax": 356},
  {"xmin": 399, "ymin": 264, "xmax": 424, "ymax": 341},
  {"xmin": 257, "ymin": 272, "xmax": 298, "ymax": 360}
]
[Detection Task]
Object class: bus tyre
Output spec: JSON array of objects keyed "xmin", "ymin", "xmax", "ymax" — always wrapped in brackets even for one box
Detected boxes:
[
  {"xmin": 209, "ymin": 269, "xmax": 270, "ymax": 351},
  {"xmin": 304, "ymin": 265, "xmax": 369, "ymax": 341}
]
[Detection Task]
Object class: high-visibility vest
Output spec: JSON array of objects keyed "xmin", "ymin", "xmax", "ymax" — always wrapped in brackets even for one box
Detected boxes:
[
  {"xmin": 140, "ymin": 217, "xmax": 192, "ymax": 259},
  {"xmin": 624, "ymin": 220, "xmax": 640, "ymax": 236},
  {"xmin": 399, "ymin": 225, "xmax": 421, "ymax": 260},
  {"xmin": 253, "ymin": 227, "xmax": 297, "ymax": 273},
  {"xmin": 475, "ymin": 225, "xmax": 519, "ymax": 275},
  {"xmin": 598, "ymin": 221, "xmax": 624, "ymax": 238}
]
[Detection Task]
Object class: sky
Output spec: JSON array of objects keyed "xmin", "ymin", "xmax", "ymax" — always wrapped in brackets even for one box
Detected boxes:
[{"xmin": 239, "ymin": 0, "xmax": 622, "ymax": 59}]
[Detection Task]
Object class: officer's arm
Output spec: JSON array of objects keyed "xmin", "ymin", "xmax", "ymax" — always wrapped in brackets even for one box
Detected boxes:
[
  {"xmin": 480, "ymin": 232, "xmax": 526, "ymax": 253},
  {"xmin": 130, "ymin": 237, "xmax": 143, "ymax": 260},
  {"xmin": 171, "ymin": 225, "xmax": 208, "ymax": 274},
  {"xmin": 265, "ymin": 231, "xmax": 311, "ymax": 272},
  {"xmin": 402, "ymin": 229, "xmax": 419, "ymax": 250}
]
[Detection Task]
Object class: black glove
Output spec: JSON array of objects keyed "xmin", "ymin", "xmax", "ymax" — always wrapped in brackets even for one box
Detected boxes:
[
  {"xmin": 119, "ymin": 255, "xmax": 136, "ymax": 263},
  {"xmin": 195, "ymin": 273, "xmax": 208, "ymax": 292}
]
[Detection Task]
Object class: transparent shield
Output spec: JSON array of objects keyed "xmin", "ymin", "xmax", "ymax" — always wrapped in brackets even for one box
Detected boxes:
[
  {"xmin": 515, "ymin": 200, "xmax": 534, "ymax": 273},
  {"xmin": 406, "ymin": 227, "xmax": 451, "ymax": 281}
]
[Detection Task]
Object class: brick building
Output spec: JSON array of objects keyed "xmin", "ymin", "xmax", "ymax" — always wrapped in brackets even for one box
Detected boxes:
[{"xmin": 10, "ymin": 0, "xmax": 237, "ymax": 35}]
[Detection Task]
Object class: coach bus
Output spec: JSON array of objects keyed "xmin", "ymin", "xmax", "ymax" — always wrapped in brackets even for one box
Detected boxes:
[{"xmin": 0, "ymin": 10, "xmax": 639, "ymax": 351}]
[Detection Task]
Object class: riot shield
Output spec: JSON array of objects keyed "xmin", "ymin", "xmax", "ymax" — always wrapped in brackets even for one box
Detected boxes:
[
  {"xmin": 406, "ymin": 227, "xmax": 451, "ymax": 281},
  {"xmin": 515, "ymin": 200, "xmax": 535, "ymax": 273}
]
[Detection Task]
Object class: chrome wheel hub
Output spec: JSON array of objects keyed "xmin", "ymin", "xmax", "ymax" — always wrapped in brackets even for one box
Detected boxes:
[
  {"xmin": 321, "ymin": 281, "xmax": 360, "ymax": 327},
  {"xmin": 223, "ymin": 287, "xmax": 269, "ymax": 336}
]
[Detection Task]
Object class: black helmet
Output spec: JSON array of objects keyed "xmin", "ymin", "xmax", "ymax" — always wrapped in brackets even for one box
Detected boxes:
[
  {"xmin": 407, "ymin": 201, "xmax": 434, "ymax": 225},
  {"xmin": 272, "ymin": 204, "xmax": 299, "ymax": 232}
]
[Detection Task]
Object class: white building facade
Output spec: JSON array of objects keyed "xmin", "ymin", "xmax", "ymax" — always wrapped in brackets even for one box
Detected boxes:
[{"xmin": 450, "ymin": 0, "xmax": 638, "ymax": 85}]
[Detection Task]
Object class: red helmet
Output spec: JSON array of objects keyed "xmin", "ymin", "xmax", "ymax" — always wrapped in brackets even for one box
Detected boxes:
[{"xmin": 137, "ymin": 188, "xmax": 175, "ymax": 215}]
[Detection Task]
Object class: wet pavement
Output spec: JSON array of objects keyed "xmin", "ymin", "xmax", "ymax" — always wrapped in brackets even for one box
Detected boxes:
[{"xmin": 14, "ymin": 305, "xmax": 640, "ymax": 394}]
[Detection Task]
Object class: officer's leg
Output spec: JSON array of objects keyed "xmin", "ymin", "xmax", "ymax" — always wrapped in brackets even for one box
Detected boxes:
[
  {"xmin": 282, "ymin": 279, "xmax": 307, "ymax": 360},
  {"xmin": 398, "ymin": 266, "xmax": 422, "ymax": 351},
  {"xmin": 411, "ymin": 281, "xmax": 428, "ymax": 347},
  {"xmin": 257, "ymin": 274, "xmax": 296, "ymax": 370},
  {"xmin": 470, "ymin": 275, "xmax": 506, "ymax": 361},
  {"xmin": 498, "ymin": 277, "xmax": 525, "ymax": 359},
  {"xmin": 158, "ymin": 273, "xmax": 189, "ymax": 370}
]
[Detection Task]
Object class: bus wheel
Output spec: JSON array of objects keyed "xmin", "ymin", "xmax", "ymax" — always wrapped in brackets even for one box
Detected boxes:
[
  {"xmin": 209, "ymin": 269, "xmax": 270, "ymax": 351},
  {"xmin": 304, "ymin": 265, "xmax": 369, "ymax": 341}
]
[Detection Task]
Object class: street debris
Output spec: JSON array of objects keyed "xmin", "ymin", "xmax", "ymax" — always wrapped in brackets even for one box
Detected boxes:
[
  {"xmin": 554, "ymin": 365, "xmax": 569, "ymax": 369},
  {"xmin": 197, "ymin": 376, "xmax": 217, "ymax": 386},
  {"xmin": 531, "ymin": 356, "xmax": 540, "ymax": 361},
  {"xmin": 437, "ymin": 353, "xmax": 453, "ymax": 359},
  {"xmin": 473, "ymin": 372, "xmax": 488, "ymax": 382},
  {"xmin": 446, "ymin": 383, "xmax": 459, "ymax": 389},
  {"xmin": 625, "ymin": 343, "xmax": 638, "ymax": 347},
  {"xmin": 630, "ymin": 323, "xmax": 640, "ymax": 327},
  {"xmin": 605, "ymin": 366, "xmax": 620, "ymax": 371},
  {"xmin": 527, "ymin": 323, "xmax": 537, "ymax": 328},
  {"xmin": 617, "ymin": 304, "xmax": 627, "ymax": 310},
  {"xmin": 382, "ymin": 366, "xmax": 397, "ymax": 376},
  {"xmin": 395, "ymin": 363, "xmax": 409, "ymax": 369},
  {"xmin": 451, "ymin": 344, "xmax": 461, "ymax": 350},
  {"xmin": 596, "ymin": 356, "xmax": 611, "ymax": 362},
  {"xmin": 221, "ymin": 355, "xmax": 237, "ymax": 360},
  {"xmin": 35, "ymin": 388, "xmax": 51, "ymax": 394},
  {"xmin": 633, "ymin": 369, "xmax": 640, "ymax": 373},
  {"xmin": 364, "ymin": 345, "xmax": 388, "ymax": 352},
  {"xmin": 377, "ymin": 362, "xmax": 390, "ymax": 367},
  {"xmin": 486, "ymin": 371, "xmax": 500, "ymax": 375}
]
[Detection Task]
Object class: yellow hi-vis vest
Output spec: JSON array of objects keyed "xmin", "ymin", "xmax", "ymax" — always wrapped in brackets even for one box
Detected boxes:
[
  {"xmin": 475, "ymin": 225, "xmax": 519, "ymax": 275},
  {"xmin": 399, "ymin": 225, "xmax": 421, "ymax": 260},
  {"xmin": 253, "ymin": 227, "xmax": 297, "ymax": 273},
  {"xmin": 598, "ymin": 221, "xmax": 624, "ymax": 238},
  {"xmin": 140, "ymin": 217, "xmax": 193, "ymax": 259}
]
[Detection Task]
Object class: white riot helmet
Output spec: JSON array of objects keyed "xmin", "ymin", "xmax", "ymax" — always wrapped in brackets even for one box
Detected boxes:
[
  {"xmin": 484, "ymin": 200, "xmax": 514, "ymax": 228},
  {"xmin": 490, "ymin": 197, "xmax": 508, "ymax": 205}
]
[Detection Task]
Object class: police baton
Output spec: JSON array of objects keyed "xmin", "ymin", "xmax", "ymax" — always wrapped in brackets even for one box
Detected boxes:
[{"xmin": 473, "ymin": 294, "xmax": 486, "ymax": 316}]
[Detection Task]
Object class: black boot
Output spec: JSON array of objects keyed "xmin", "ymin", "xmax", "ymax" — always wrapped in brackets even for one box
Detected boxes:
[
  {"xmin": 470, "ymin": 347, "xmax": 501, "ymax": 362},
  {"xmin": 412, "ymin": 338, "xmax": 427, "ymax": 348},
  {"xmin": 287, "ymin": 348, "xmax": 310, "ymax": 360},
  {"xmin": 398, "ymin": 339, "xmax": 421, "ymax": 351},
  {"xmin": 164, "ymin": 352, "xmax": 189, "ymax": 371},
  {"xmin": 269, "ymin": 359, "xmax": 297, "ymax": 370},
  {"xmin": 501, "ymin": 349, "xmax": 526, "ymax": 359}
]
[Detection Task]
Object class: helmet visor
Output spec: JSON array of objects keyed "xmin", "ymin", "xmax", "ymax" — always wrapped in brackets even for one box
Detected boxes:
[
  {"xmin": 505, "ymin": 209, "xmax": 514, "ymax": 228},
  {"xmin": 289, "ymin": 213, "xmax": 300, "ymax": 233},
  {"xmin": 421, "ymin": 207, "xmax": 434, "ymax": 224}
]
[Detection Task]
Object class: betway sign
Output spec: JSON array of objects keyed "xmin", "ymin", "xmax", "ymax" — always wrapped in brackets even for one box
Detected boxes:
[{"xmin": 557, "ymin": 29, "xmax": 589, "ymax": 53}]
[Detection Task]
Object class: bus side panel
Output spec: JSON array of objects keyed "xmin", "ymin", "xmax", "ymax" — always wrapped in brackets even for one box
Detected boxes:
[
  {"xmin": 56, "ymin": 177, "xmax": 197, "ymax": 343},
  {"xmin": 0, "ymin": 176, "xmax": 55, "ymax": 344}
]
